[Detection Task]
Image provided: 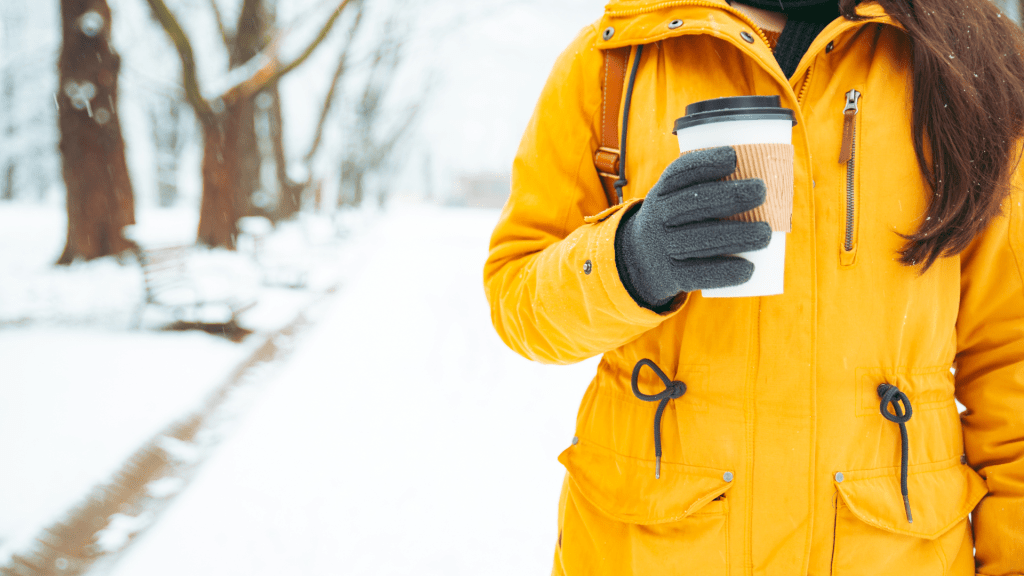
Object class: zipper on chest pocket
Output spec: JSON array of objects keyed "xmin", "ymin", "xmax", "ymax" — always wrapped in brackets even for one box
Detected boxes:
[{"xmin": 838, "ymin": 89, "xmax": 861, "ymax": 266}]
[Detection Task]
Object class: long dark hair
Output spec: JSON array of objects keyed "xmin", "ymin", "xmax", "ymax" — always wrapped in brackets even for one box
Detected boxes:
[{"xmin": 839, "ymin": 0, "xmax": 1024, "ymax": 270}]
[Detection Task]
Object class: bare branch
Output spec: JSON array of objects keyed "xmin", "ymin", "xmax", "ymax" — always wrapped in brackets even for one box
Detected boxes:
[
  {"xmin": 305, "ymin": 0, "xmax": 364, "ymax": 162},
  {"xmin": 208, "ymin": 0, "xmax": 232, "ymax": 48},
  {"xmin": 144, "ymin": 0, "xmax": 215, "ymax": 125},
  {"xmin": 371, "ymin": 101, "xmax": 421, "ymax": 171},
  {"xmin": 222, "ymin": 0, "xmax": 354, "ymax": 104}
]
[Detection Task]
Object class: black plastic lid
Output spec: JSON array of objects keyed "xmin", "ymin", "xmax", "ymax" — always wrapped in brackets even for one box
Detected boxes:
[{"xmin": 673, "ymin": 95, "xmax": 796, "ymax": 133}]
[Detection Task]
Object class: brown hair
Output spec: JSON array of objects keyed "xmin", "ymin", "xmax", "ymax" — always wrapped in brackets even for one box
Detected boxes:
[{"xmin": 839, "ymin": 0, "xmax": 1024, "ymax": 269}]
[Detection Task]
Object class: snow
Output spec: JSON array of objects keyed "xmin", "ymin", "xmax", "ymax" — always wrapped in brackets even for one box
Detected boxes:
[
  {"xmin": 101, "ymin": 205, "xmax": 597, "ymax": 575},
  {"xmin": 0, "ymin": 327, "xmax": 251, "ymax": 559},
  {"xmin": 0, "ymin": 202, "xmax": 368, "ymax": 564}
]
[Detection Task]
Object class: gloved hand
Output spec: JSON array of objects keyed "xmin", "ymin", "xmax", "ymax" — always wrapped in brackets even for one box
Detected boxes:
[{"xmin": 615, "ymin": 146, "xmax": 772, "ymax": 310}]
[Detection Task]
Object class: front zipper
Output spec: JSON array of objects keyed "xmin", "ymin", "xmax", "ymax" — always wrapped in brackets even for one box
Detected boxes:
[
  {"xmin": 797, "ymin": 63, "xmax": 816, "ymax": 105},
  {"xmin": 839, "ymin": 89, "xmax": 861, "ymax": 262}
]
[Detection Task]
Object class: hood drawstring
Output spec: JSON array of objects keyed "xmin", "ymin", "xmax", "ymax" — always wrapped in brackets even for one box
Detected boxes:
[
  {"xmin": 614, "ymin": 44, "xmax": 644, "ymax": 203},
  {"xmin": 877, "ymin": 383, "xmax": 914, "ymax": 523},
  {"xmin": 631, "ymin": 359, "xmax": 687, "ymax": 479}
]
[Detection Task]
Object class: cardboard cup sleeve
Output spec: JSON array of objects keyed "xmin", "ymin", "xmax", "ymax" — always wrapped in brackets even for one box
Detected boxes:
[{"xmin": 686, "ymin": 143, "xmax": 794, "ymax": 233}]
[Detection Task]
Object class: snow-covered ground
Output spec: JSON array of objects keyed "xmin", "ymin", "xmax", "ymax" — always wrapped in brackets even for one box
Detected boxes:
[
  {"xmin": 0, "ymin": 202, "xmax": 374, "ymax": 565},
  {"xmin": 97, "ymin": 205, "xmax": 597, "ymax": 575},
  {"xmin": 0, "ymin": 328, "xmax": 252, "ymax": 557}
]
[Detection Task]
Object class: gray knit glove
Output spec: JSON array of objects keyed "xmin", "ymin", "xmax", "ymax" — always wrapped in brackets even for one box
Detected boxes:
[{"xmin": 615, "ymin": 146, "xmax": 772, "ymax": 310}]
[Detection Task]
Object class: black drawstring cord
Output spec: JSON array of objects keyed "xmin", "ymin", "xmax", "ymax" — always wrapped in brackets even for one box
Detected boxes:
[
  {"xmin": 631, "ymin": 359, "xmax": 687, "ymax": 479},
  {"xmin": 614, "ymin": 44, "xmax": 644, "ymax": 204},
  {"xmin": 878, "ymin": 383, "xmax": 914, "ymax": 523}
]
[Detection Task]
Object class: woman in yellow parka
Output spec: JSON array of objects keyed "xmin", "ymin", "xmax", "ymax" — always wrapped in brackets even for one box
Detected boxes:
[{"xmin": 484, "ymin": 0, "xmax": 1024, "ymax": 574}]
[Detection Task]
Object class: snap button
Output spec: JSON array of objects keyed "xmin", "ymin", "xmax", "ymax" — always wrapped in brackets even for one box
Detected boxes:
[
  {"xmin": 668, "ymin": 19, "xmax": 683, "ymax": 29},
  {"xmin": 603, "ymin": 27, "xmax": 615, "ymax": 41},
  {"xmin": 835, "ymin": 472, "xmax": 845, "ymax": 482},
  {"xmin": 826, "ymin": 41, "xmax": 834, "ymax": 53},
  {"xmin": 740, "ymin": 31, "xmax": 755, "ymax": 43},
  {"xmin": 583, "ymin": 260, "xmax": 592, "ymax": 274},
  {"xmin": 572, "ymin": 436, "xmax": 579, "ymax": 445},
  {"xmin": 723, "ymin": 472, "xmax": 734, "ymax": 482}
]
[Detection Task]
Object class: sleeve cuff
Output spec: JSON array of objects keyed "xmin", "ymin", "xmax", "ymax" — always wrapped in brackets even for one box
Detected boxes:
[{"xmin": 585, "ymin": 199, "xmax": 690, "ymax": 325}]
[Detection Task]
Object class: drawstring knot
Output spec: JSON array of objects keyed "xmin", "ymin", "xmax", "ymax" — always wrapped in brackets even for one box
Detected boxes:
[
  {"xmin": 631, "ymin": 359, "xmax": 687, "ymax": 479},
  {"xmin": 877, "ymin": 383, "xmax": 913, "ymax": 523}
]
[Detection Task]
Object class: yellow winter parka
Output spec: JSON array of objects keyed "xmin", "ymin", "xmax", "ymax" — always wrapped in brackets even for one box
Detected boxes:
[{"xmin": 484, "ymin": 1, "xmax": 1024, "ymax": 575}]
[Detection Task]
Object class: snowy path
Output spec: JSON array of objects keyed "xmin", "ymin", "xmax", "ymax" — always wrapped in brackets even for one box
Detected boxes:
[{"xmin": 103, "ymin": 206, "xmax": 597, "ymax": 576}]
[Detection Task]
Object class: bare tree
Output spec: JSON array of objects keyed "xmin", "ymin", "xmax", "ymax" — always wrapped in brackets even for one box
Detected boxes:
[
  {"xmin": 1, "ymin": 67, "xmax": 14, "ymax": 201},
  {"xmin": 56, "ymin": 0, "xmax": 137, "ymax": 264},
  {"xmin": 220, "ymin": 0, "xmax": 308, "ymax": 221},
  {"xmin": 145, "ymin": 0, "xmax": 353, "ymax": 247},
  {"xmin": 305, "ymin": 0, "xmax": 364, "ymax": 165},
  {"xmin": 227, "ymin": 0, "xmax": 269, "ymax": 220},
  {"xmin": 151, "ymin": 95, "xmax": 188, "ymax": 207},
  {"xmin": 339, "ymin": 17, "xmax": 421, "ymax": 208},
  {"xmin": 0, "ymin": 1, "xmax": 57, "ymax": 203}
]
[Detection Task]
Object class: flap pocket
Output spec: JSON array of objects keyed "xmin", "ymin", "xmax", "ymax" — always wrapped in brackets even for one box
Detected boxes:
[
  {"xmin": 835, "ymin": 459, "xmax": 988, "ymax": 540},
  {"xmin": 559, "ymin": 438, "xmax": 733, "ymax": 525}
]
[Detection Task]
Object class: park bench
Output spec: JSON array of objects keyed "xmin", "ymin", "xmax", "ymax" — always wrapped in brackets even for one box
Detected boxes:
[{"xmin": 132, "ymin": 245, "xmax": 257, "ymax": 330}]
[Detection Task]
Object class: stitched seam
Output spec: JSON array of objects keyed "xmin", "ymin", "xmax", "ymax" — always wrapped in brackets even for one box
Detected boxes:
[
  {"xmin": 1009, "ymin": 190, "xmax": 1024, "ymax": 305},
  {"xmin": 830, "ymin": 491, "xmax": 839, "ymax": 575},
  {"xmin": 601, "ymin": 60, "xmax": 608, "ymax": 148},
  {"xmin": 744, "ymin": 298, "xmax": 759, "ymax": 576},
  {"xmin": 840, "ymin": 456, "xmax": 961, "ymax": 480},
  {"xmin": 935, "ymin": 531, "xmax": 950, "ymax": 576},
  {"xmin": 560, "ymin": 26, "xmax": 603, "ymax": 237},
  {"xmin": 572, "ymin": 436, "xmax": 730, "ymax": 474}
]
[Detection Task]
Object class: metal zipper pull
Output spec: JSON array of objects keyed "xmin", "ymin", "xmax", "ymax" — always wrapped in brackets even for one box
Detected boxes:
[{"xmin": 839, "ymin": 89, "xmax": 861, "ymax": 164}]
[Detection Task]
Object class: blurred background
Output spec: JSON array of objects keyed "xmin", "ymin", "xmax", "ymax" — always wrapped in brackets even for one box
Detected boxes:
[{"xmin": 1, "ymin": 0, "xmax": 1021, "ymax": 574}]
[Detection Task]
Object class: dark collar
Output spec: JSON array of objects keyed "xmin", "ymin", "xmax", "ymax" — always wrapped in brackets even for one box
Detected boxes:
[{"xmin": 730, "ymin": 0, "xmax": 840, "ymax": 21}]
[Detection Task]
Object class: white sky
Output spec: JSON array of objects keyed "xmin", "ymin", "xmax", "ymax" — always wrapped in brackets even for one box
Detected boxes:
[
  {"xmin": 277, "ymin": 0, "xmax": 607, "ymax": 198},
  {"xmin": 1, "ymin": 0, "xmax": 607, "ymax": 203}
]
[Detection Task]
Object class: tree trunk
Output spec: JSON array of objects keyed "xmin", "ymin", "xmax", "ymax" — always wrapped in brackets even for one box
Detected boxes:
[
  {"xmin": 196, "ymin": 0, "xmax": 265, "ymax": 248},
  {"xmin": 230, "ymin": 0, "xmax": 266, "ymax": 220},
  {"xmin": 197, "ymin": 107, "xmax": 242, "ymax": 248},
  {"xmin": 57, "ymin": 0, "xmax": 136, "ymax": 265},
  {"xmin": 1, "ymin": 162, "xmax": 13, "ymax": 201},
  {"xmin": 268, "ymin": 85, "xmax": 302, "ymax": 219},
  {"xmin": 1, "ymin": 66, "xmax": 14, "ymax": 201},
  {"xmin": 232, "ymin": 96, "xmax": 262, "ymax": 218}
]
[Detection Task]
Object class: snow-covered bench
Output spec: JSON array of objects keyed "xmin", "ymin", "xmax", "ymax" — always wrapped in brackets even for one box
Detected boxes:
[
  {"xmin": 132, "ymin": 245, "xmax": 257, "ymax": 329},
  {"xmin": 238, "ymin": 216, "xmax": 309, "ymax": 289}
]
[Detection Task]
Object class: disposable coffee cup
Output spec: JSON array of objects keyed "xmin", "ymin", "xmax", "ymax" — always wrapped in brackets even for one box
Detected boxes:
[{"xmin": 673, "ymin": 95, "xmax": 796, "ymax": 298}]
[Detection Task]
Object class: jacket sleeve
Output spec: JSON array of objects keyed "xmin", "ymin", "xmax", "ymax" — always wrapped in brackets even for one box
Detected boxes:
[
  {"xmin": 955, "ymin": 168, "xmax": 1024, "ymax": 575},
  {"xmin": 483, "ymin": 25, "xmax": 684, "ymax": 365}
]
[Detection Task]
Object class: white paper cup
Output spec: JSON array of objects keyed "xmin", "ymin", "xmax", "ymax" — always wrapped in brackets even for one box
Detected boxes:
[{"xmin": 673, "ymin": 96, "xmax": 795, "ymax": 298}]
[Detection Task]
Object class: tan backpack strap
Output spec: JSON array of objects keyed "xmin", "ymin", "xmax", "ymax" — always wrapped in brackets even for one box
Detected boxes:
[{"xmin": 596, "ymin": 46, "xmax": 631, "ymax": 207}]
